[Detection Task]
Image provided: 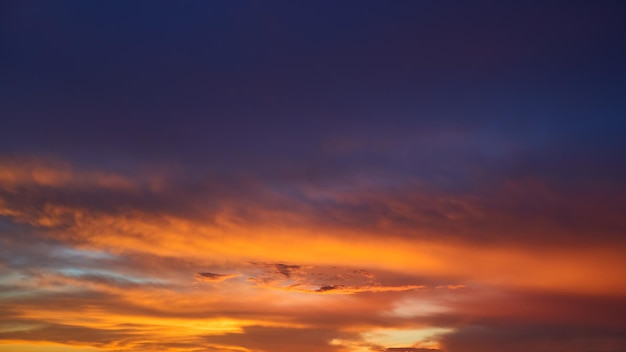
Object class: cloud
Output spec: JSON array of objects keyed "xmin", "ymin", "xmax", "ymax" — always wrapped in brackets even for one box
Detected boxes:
[
  {"xmin": 435, "ymin": 285, "xmax": 465, "ymax": 290},
  {"xmin": 1, "ymin": 157, "xmax": 625, "ymax": 297},
  {"xmin": 0, "ymin": 156, "xmax": 134, "ymax": 191},
  {"xmin": 440, "ymin": 323, "xmax": 626, "ymax": 352},
  {"xmin": 305, "ymin": 284, "xmax": 424, "ymax": 295},
  {"xmin": 385, "ymin": 349, "xmax": 440, "ymax": 352},
  {"xmin": 1, "ymin": 155, "xmax": 626, "ymax": 352},
  {"xmin": 206, "ymin": 326, "xmax": 350, "ymax": 352},
  {"xmin": 273, "ymin": 263, "xmax": 302, "ymax": 278},
  {"xmin": 317, "ymin": 285, "xmax": 342, "ymax": 292},
  {"xmin": 246, "ymin": 263, "xmax": 424, "ymax": 295},
  {"xmin": 3, "ymin": 154, "xmax": 625, "ymax": 250},
  {"xmin": 194, "ymin": 272, "xmax": 239, "ymax": 282}
]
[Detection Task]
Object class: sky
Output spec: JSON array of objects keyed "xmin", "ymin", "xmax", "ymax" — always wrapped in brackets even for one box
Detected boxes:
[{"xmin": 1, "ymin": 1, "xmax": 626, "ymax": 351}]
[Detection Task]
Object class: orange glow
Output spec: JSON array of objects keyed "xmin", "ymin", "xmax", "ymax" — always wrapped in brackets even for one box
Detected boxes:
[{"xmin": 1, "ymin": 157, "xmax": 626, "ymax": 352}]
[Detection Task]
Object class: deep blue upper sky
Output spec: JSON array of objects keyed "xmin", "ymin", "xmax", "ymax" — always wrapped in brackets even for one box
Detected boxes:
[{"xmin": 2, "ymin": 1, "xmax": 626, "ymax": 183}]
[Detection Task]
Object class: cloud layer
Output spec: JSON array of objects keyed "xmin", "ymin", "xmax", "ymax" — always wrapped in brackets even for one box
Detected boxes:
[{"xmin": 1, "ymin": 155, "xmax": 625, "ymax": 352}]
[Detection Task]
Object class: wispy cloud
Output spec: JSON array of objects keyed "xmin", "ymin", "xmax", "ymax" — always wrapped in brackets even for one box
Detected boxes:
[{"xmin": 194, "ymin": 272, "xmax": 240, "ymax": 282}]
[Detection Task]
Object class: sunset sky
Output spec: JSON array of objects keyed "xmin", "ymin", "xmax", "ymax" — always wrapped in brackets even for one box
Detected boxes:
[{"xmin": 1, "ymin": 1, "xmax": 626, "ymax": 351}]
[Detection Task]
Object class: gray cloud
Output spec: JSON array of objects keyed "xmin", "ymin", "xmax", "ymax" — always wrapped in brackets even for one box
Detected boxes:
[
  {"xmin": 194, "ymin": 272, "xmax": 239, "ymax": 282},
  {"xmin": 246, "ymin": 262, "xmax": 423, "ymax": 294},
  {"xmin": 440, "ymin": 323, "xmax": 626, "ymax": 352}
]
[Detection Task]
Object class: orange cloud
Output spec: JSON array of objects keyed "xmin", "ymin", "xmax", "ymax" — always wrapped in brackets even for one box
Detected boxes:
[{"xmin": 2, "ymin": 155, "xmax": 626, "ymax": 352}]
